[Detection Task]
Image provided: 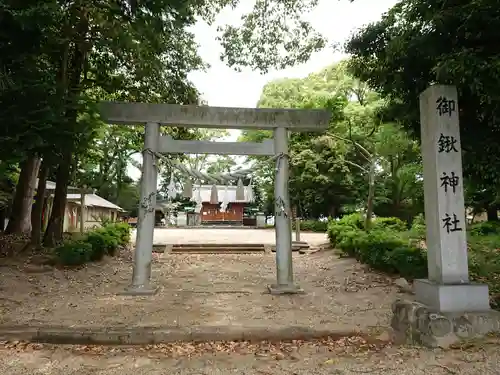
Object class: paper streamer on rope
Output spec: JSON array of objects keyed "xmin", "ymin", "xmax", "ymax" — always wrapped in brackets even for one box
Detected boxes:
[
  {"xmin": 194, "ymin": 185, "xmax": 203, "ymax": 213},
  {"xmin": 209, "ymin": 184, "xmax": 219, "ymax": 204},
  {"xmin": 167, "ymin": 172, "xmax": 176, "ymax": 200},
  {"xmin": 236, "ymin": 179, "xmax": 245, "ymax": 201},
  {"xmin": 182, "ymin": 179, "xmax": 193, "ymax": 198},
  {"xmin": 245, "ymin": 178, "xmax": 254, "ymax": 203},
  {"xmin": 220, "ymin": 185, "xmax": 229, "ymax": 212}
]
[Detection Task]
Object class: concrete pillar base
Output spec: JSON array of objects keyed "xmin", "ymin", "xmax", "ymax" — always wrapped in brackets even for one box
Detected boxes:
[
  {"xmin": 414, "ymin": 279, "xmax": 490, "ymax": 312},
  {"xmin": 118, "ymin": 285, "xmax": 159, "ymax": 296},
  {"xmin": 391, "ymin": 299, "xmax": 500, "ymax": 348},
  {"xmin": 267, "ymin": 283, "xmax": 305, "ymax": 295}
]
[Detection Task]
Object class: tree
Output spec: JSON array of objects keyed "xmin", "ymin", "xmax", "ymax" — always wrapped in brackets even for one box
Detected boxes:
[
  {"xmin": 1, "ymin": 0, "xmax": 336, "ymax": 245},
  {"xmin": 243, "ymin": 62, "xmax": 423, "ymax": 224},
  {"xmin": 345, "ymin": 0, "xmax": 500, "ymax": 219}
]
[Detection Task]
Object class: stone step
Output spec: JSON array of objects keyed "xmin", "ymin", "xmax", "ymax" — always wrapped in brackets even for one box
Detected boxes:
[
  {"xmin": 170, "ymin": 245, "xmax": 266, "ymax": 254},
  {"xmin": 153, "ymin": 242, "xmax": 310, "ymax": 254},
  {"xmin": 172, "ymin": 243, "xmax": 265, "ymax": 248}
]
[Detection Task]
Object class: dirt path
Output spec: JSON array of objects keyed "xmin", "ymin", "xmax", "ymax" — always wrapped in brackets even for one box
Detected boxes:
[
  {"xmin": 1, "ymin": 337, "xmax": 498, "ymax": 374},
  {"xmin": 0, "ymin": 249, "xmax": 396, "ymax": 333}
]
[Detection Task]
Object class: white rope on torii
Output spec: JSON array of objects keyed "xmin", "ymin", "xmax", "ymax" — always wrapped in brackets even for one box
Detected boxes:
[{"xmin": 143, "ymin": 148, "xmax": 286, "ymax": 213}]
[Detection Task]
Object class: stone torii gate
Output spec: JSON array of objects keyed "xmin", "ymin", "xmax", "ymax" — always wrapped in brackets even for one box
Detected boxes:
[{"xmin": 99, "ymin": 102, "xmax": 330, "ymax": 296}]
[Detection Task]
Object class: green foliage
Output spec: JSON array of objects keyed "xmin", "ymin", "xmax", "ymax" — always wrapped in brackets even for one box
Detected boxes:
[
  {"xmin": 242, "ymin": 62, "xmax": 423, "ymax": 220},
  {"xmin": 104, "ymin": 223, "xmax": 131, "ymax": 246},
  {"xmin": 345, "ymin": 0, "xmax": 500, "ymax": 205},
  {"xmin": 409, "ymin": 213, "xmax": 426, "ymax": 239},
  {"xmin": 371, "ymin": 216, "xmax": 407, "ymax": 232},
  {"xmin": 327, "ymin": 213, "xmax": 365, "ymax": 248},
  {"xmin": 329, "ymin": 213, "xmax": 500, "ymax": 308},
  {"xmin": 469, "ymin": 221, "xmax": 500, "ymax": 237},
  {"xmin": 54, "ymin": 223, "xmax": 130, "ymax": 266},
  {"xmin": 54, "ymin": 240, "xmax": 92, "ymax": 267},
  {"xmin": 328, "ymin": 214, "xmax": 428, "ymax": 280},
  {"xmin": 385, "ymin": 246, "xmax": 428, "ymax": 280},
  {"xmin": 293, "ymin": 220, "xmax": 328, "ymax": 232},
  {"xmin": 468, "ymin": 235, "xmax": 500, "ymax": 309}
]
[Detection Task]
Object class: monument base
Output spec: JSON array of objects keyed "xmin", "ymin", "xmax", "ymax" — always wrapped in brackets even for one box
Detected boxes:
[
  {"xmin": 118, "ymin": 285, "xmax": 159, "ymax": 296},
  {"xmin": 267, "ymin": 283, "xmax": 305, "ymax": 295},
  {"xmin": 391, "ymin": 299, "xmax": 500, "ymax": 348},
  {"xmin": 414, "ymin": 279, "xmax": 490, "ymax": 312}
]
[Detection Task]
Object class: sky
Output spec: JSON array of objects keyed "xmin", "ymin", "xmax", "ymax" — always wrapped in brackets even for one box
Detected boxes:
[{"xmin": 127, "ymin": 0, "xmax": 397, "ymax": 180}]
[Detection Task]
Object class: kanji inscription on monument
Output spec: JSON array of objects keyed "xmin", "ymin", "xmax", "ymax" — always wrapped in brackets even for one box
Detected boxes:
[
  {"xmin": 419, "ymin": 85, "xmax": 469, "ymax": 284},
  {"xmin": 437, "ymin": 133, "xmax": 458, "ymax": 153},
  {"xmin": 440, "ymin": 171, "xmax": 459, "ymax": 194},
  {"xmin": 436, "ymin": 96, "xmax": 456, "ymax": 117}
]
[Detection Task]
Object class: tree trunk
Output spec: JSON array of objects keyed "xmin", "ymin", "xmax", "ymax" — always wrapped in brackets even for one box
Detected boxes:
[
  {"xmin": 5, "ymin": 155, "xmax": 41, "ymax": 234},
  {"xmin": 487, "ymin": 206, "xmax": 498, "ymax": 221},
  {"xmin": 364, "ymin": 159, "xmax": 376, "ymax": 231},
  {"xmin": 31, "ymin": 160, "xmax": 49, "ymax": 246},
  {"xmin": 43, "ymin": 155, "xmax": 72, "ymax": 247},
  {"xmin": 43, "ymin": 7, "xmax": 88, "ymax": 247},
  {"xmin": 0, "ymin": 208, "xmax": 5, "ymax": 231}
]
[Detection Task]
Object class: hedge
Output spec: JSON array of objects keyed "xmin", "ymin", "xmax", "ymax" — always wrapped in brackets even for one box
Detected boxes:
[
  {"xmin": 54, "ymin": 223, "xmax": 131, "ymax": 266},
  {"xmin": 292, "ymin": 219, "xmax": 328, "ymax": 232},
  {"xmin": 327, "ymin": 213, "xmax": 428, "ymax": 280},
  {"xmin": 328, "ymin": 213, "xmax": 500, "ymax": 309}
]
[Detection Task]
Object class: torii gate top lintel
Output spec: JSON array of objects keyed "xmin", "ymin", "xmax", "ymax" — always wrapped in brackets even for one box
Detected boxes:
[{"xmin": 99, "ymin": 102, "xmax": 330, "ymax": 131}]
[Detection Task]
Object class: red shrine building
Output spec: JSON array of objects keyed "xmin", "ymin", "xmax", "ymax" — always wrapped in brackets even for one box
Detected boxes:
[{"xmin": 193, "ymin": 185, "xmax": 251, "ymax": 225}]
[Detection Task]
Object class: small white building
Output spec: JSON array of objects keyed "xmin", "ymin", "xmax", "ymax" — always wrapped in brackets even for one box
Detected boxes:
[{"xmin": 62, "ymin": 193, "xmax": 124, "ymax": 232}]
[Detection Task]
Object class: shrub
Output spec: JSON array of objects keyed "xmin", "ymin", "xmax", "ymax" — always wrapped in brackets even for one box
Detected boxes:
[
  {"xmin": 54, "ymin": 240, "xmax": 92, "ymax": 266},
  {"xmin": 337, "ymin": 229, "xmax": 368, "ymax": 257},
  {"xmin": 372, "ymin": 217, "xmax": 407, "ymax": 232},
  {"xmin": 327, "ymin": 213, "xmax": 364, "ymax": 247},
  {"xmin": 409, "ymin": 213, "xmax": 426, "ymax": 239},
  {"xmin": 293, "ymin": 220, "xmax": 328, "ymax": 232},
  {"xmin": 469, "ymin": 221, "xmax": 500, "ymax": 236},
  {"xmin": 103, "ymin": 222, "xmax": 131, "ymax": 246},
  {"xmin": 386, "ymin": 246, "xmax": 428, "ymax": 280},
  {"xmin": 86, "ymin": 229, "xmax": 118, "ymax": 259},
  {"xmin": 328, "ymin": 213, "xmax": 428, "ymax": 281},
  {"xmin": 356, "ymin": 229, "xmax": 407, "ymax": 273}
]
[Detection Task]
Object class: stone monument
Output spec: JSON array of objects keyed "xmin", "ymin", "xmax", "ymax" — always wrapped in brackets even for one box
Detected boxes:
[{"xmin": 391, "ymin": 85, "xmax": 500, "ymax": 347}]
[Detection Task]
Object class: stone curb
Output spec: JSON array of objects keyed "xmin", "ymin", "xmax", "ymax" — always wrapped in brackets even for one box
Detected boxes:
[{"xmin": 0, "ymin": 325, "xmax": 363, "ymax": 345}]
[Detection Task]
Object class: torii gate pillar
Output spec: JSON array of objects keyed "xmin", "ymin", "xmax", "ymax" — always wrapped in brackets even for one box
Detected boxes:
[
  {"xmin": 268, "ymin": 127, "xmax": 302, "ymax": 294},
  {"xmin": 99, "ymin": 102, "xmax": 330, "ymax": 295},
  {"xmin": 124, "ymin": 122, "xmax": 159, "ymax": 295}
]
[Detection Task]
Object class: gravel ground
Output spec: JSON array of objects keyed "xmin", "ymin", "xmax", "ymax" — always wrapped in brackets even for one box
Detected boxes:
[
  {"xmin": 0, "ymin": 248, "xmax": 397, "ymax": 332},
  {"xmin": 1, "ymin": 336, "xmax": 499, "ymax": 374}
]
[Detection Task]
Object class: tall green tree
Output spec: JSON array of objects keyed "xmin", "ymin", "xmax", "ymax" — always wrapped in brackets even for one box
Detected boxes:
[
  {"xmin": 242, "ymin": 62, "xmax": 423, "ymax": 222},
  {"xmin": 345, "ymin": 0, "xmax": 500, "ymax": 219}
]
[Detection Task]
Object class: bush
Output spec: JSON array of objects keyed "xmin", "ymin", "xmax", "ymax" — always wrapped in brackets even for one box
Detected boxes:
[
  {"xmin": 386, "ymin": 246, "xmax": 428, "ymax": 280},
  {"xmin": 103, "ymin": 222, "xmax": 131, "ymax": 246},
  {"xmin": 469, "ymin": 221, "xmax": 500, "ymax": 236},
  {"xmin": 409, "ymin": 213, "xmax": 426, "ymax": 239},
  {"xmin": 468, "ymin": 235, "xmax": 500, "ymax": 309},
  {"xmin": 328, "ymin": 214, "xmax": 428, "ymax": 280},
  {"xmin": 54, "ymin": 240, "xmax": 92, "ymax": 266},
  {"xmin": 372, "ymin": 217, "xmax": 407, "ymax": 232},
  {"xmin": 293, "ymin": 220, "xmax": 328, "ymax": 232},
  {"xmin": 86, "ymin": 229, "xmax": 118, "ymax": 259},
  {"xmin": 53, "ymin": 222, "xmax": 131, "ymax": 266},
  {"xmin": 327, "ymin": 213, "xmax": 364, "ymax": 247},
  {"xmin": 355, "ymin": 229, "xmax": 407, "ymax": 273}
]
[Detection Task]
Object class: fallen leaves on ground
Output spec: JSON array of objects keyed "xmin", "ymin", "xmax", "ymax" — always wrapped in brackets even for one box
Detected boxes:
[{"xmin": 0, "ymin": 335, "xmax": 390, "ymax": 359}]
